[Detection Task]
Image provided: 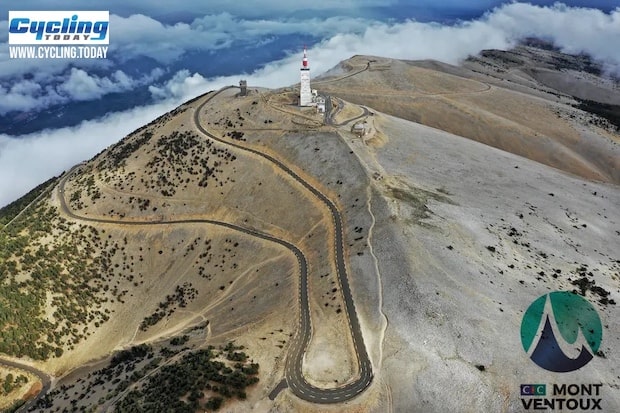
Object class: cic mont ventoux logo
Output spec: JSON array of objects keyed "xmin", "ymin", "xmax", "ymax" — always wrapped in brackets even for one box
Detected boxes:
[{"xmin": 520, "ymin": 291, "xmax": 602, "ymax": 373}]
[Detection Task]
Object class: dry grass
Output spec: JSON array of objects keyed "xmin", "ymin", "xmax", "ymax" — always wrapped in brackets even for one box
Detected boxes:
[
  {"xmin": 334, "ymin": 104, "xmax": 364, "ymax": 124},
  {"xmin": 20, "ymin": 89, "xmax": 371, "ymax": 410},
  {"xmin": 319, "ymin": 55, "xmax": 620, "ymax": 184}
]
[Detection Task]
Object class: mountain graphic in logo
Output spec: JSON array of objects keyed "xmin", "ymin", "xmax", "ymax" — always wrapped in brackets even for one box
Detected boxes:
[{"xmin": 521, "ymin": 291, "xmax": 602, "ymax": 372}]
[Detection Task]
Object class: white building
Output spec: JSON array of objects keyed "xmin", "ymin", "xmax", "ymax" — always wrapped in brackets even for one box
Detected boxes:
[
  {"xmin": 299, "ymin": 47, "xmax": 312, "ymax": 106},
  {"xmin": 315, "ymin": 95, "xmax": 326, "ymax": 113},
  {"xmin": 351, "ymin": 122, "xmax": 367, "ymax": 137}
]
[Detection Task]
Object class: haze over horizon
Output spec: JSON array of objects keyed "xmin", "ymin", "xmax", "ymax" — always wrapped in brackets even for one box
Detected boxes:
[{"xmin": 1, "ymin": 0, "xmax": 619, "ymax": 206}]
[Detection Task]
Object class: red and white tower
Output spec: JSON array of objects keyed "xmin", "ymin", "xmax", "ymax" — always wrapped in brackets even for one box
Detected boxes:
[{"xmin": 299, "ymin": 47, "xmax": 312, "ymax": 106}]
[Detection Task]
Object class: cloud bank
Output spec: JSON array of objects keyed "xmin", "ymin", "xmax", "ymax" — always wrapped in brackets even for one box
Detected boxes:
[
  {"xmin": 0, "ymin": 99, "xmax": 179, "ymax": 207},
  {"xmin": 1, "ymin": 2, "xmax": 619, "ymax": 206},
  {"xmin": 0, "ymin": 68, "xmax": 165, "ymax": 114},
  {"xmin": 2, "ymin": 3, "xmax": 619, "ymax": 114},
  {"xmin": 151, "ymin": 2, "xmax": 620, "ymax": 100}
]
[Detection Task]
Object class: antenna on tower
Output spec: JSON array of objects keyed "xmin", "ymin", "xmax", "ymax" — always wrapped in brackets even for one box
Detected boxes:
[
  {"xmin": 302, "ymin": 45, "xmax": 309, "ymax": 68},
  {"xmin": 299, "ymin": 45, "xmax": 312, "ymax": 106}
]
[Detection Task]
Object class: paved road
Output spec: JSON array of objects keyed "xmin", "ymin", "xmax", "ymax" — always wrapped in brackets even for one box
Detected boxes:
[
  {"xmin": 313, "ymin": 62, "xmax": 371, "ymax": 86},
  {"xmin": 55, "ymin": 164, "xmax": 315, "ymax": 401},
  {"xmin": 0, "ymin": 358, "xmax": 51, "ymax": 412},
  {"xmin": 193, "ymin": 88, "xmax": 373, "ymax": 403},
  {"xmin": 25, "ymin": 86, "xmax": 372, "ymax": 407},
  {"xmin": 325, "ymin": 97, "xmax": 370, "ymax": 127}
]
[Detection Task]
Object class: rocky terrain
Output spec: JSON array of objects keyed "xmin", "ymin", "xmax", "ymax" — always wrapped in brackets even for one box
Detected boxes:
[
  {"xmin": 0, "ymin": 42, "xmax": 618, "ymax": 412},
  {"xmin": 317, "ymin": 42, "xmax": 620, "ymax": 184}
]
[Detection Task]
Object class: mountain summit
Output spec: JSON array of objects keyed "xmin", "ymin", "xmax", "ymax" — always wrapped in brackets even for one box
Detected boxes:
[{"xmin": 1, "ymin": 44, "xmax": 619, "ymax": 412}]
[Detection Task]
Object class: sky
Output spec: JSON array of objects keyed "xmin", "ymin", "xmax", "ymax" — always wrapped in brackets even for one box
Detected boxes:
[{"xmin": 1, "ymin": 1, "xmax": 620, "ymax": 206}]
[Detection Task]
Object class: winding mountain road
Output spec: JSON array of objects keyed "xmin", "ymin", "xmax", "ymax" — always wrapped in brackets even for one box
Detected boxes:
[
  {"xmin": 325, "ymin": 96, "xmax": 370, "ymax": 126},
  {"xmin": 32, "ymin": 86, "xmax": 372, "ymax": 407},
  {"xmin": 313, "ymin": 61, "xmax": 371, "ymax": 86},
  {"xmin": 193, "ymin": 87, "xmax": 373, "ymax": 403},
  {"xmin": 0, "ymin": 359, "xmax": 51, "ymax": 412}
]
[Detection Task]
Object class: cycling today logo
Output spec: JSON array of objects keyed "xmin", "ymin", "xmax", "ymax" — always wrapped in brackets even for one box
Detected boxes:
[
  {"xmin": 8, "ymin": 11, "xmax": 109, "ymax": 59},
  {"xmin": 519, "ymin": 291, "xmax": 604, "ymax": 410}
]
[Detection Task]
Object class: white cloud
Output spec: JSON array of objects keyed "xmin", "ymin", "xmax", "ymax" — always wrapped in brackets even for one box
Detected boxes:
[
  {"xmin": 58, "ymin": 67, "xmax": 165, "ymax": 101},
  {"xmin": 2, "ymin": 3, "xmax": 617, "ymax": 82},
  {"xmin": 299, "ymin": 3, "xmax": 620, "ymax": 72},
  {"xmin": 0, "ymin": 12, "xmax": 373, "ymax": 114},
  {"xmin": 483, "ymin": 3, "xmax": 620, "ymax": 67},
  {"xmin": 110, "ymin": 13, "xmax": 373, "ymax": 64},
  {"xmin": 2, "ymin": 4, "xmax": 618, "ymax": 114},
  {"xmin": 0, "ymin": 68, "xmax": 165, "ymax": 115},
  {"xmin": 0, "ymin": 13, "xmax": 374, "ymax": 77},
  {"xmin": 192, "ymin": 14, "xmax": 370, "ymax": 39},
  {"xmin": 0, "ymin": 80, "xmax": 59, "ymax": 114},
  {"xmin": 0, "ymin": 98, "xmax": 179, "ymax": 207},
  {"xmin": 57, "ymin": 69, "xmax": 110, "ymax": 101},
  {"xmin": 148, "ymin": 55, "xmax": 309, "ymax": 101},
  {"xmin": 148, "ymin": 2, "xmax": 620, "ymax": 103},
  {"xmin": 149, "ymin": 70, "xmax": 211, "ymax": 100}
]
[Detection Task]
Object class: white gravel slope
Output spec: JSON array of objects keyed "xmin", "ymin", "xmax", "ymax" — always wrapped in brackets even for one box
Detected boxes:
[{"xmin": 350, "ymin": 113, "xmax": 620, "ymax": 412}]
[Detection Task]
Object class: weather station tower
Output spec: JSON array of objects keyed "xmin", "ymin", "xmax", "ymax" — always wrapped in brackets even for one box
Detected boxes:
[{"xmin": 299, "ymin": 47, "xmax": 312, "ymax": 106}]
